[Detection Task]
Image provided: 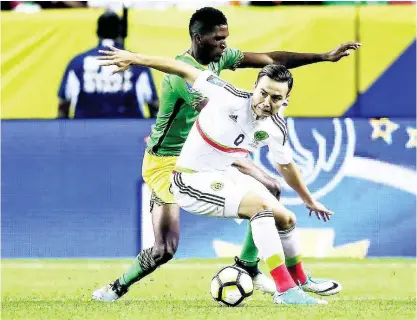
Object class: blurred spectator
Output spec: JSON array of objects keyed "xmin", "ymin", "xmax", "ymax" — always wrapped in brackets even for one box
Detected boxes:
[
  {"xmin": 35, "ymin": 1, "xmax": 87, "ymax": 9},
  {"xmin": 58, "ymin": 11, "xmax": 159, "ymax": 119},
  {"xmin": 1, "ymin": 1, "xmax": 87, "ymax": 10},
  {"xmin": 249, "ymin": 1, "xmax": 323, "ymax": 5},
  {"xmin": 323, "ymin": 1, "xmax": 388, "ymax": 4}
]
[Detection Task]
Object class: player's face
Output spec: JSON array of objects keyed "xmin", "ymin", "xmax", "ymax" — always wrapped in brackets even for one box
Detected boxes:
[
  {"xmin": 252, "ymin": 76, "xmax": 289, "ymax": 118},
  {"xmin": 200, "ymin": 25, "xmax": 229, "ymax": 62}
]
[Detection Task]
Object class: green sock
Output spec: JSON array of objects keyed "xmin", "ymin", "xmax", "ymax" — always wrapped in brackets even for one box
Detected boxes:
[
  {"xmin": 285, "ymin": 254, "xmax": 302, "ymax": 268},
  {"xmin": 119, "ymin": 248, "xmax": 157, "ymax": 287},
  {"xmin": 239, "ymin": 222, "xmax": 259, "ymax": 264}
]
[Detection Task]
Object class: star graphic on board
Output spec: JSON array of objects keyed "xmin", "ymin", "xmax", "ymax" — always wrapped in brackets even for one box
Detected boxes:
[
  {"xmin": 405, "ymin": 127, "xmax": 417, "ymax": 148},
  {"xmin": 369, "ymin": 118, "xmax": 399, "ymax": 145}
]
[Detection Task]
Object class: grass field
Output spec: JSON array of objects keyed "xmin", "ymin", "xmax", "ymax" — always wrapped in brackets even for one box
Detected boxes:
[{"xmin": 2, "ymin": 258, "xmax": 415, "ymax": 320}]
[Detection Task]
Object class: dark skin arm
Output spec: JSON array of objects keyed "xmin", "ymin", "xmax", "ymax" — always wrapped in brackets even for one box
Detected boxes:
[
  {"xmin": 239, "ymin": 41, "xmax": 361, "ymax": 69},
  {"xmin": 148, "ymin": 100, "xmax": 160, "ymax": 118},
  {"xmin": 58, "ymin": 98, "xmax": 70, "ymax": 119}
]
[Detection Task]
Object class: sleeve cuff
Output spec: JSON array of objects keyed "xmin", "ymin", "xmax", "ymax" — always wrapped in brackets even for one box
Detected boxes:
[{"xmin": 192, "ymin": 70, "xmax": 213, "ymax": 90}]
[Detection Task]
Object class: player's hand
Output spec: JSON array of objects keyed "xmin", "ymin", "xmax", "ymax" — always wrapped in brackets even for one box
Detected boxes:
[
  {"xmin": 97, "ymin": 45, "xmax": 137, "ymax": 74},
  {"xmin": 305, "ymin": 200, "xmax": 333, "ymax": 222},
  {"xmin": 324, "ymin": 42, "xmax": 361, "ymax": 62},
  {"xmin": 265, "ymin": 178, "xmax": 282, "ymax": 201}
]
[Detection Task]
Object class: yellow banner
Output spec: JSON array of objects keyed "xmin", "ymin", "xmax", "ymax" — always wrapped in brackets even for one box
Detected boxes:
[{"xmin": 1, "ymin": 6, "xmax": 415, "ymax": 118}]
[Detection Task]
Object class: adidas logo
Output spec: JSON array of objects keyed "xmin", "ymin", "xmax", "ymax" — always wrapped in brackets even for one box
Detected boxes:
[{"xmin": 229, "ymin": 114, "xmax": 238, "ymax": 122}]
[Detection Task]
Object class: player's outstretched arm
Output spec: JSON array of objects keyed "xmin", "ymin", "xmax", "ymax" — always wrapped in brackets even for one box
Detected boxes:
[
  {"xmin": 97, "ymin": 45, "xmax": 201, "ymax": 85},
  {"xmin": 239, "ymin": 41, "xmax": 361, "ymax": 69},
  {"xmin": 276, "ymin": 161, "xmax": 333, "ymax": 222}
]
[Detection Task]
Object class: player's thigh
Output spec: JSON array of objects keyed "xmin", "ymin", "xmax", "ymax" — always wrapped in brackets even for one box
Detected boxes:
[
  {"xmin": 227, "ymin": 166, "xmax": 277, "ymax": 202},
  {"xmin": 171, "ymin": 171, "xmax": 245, "ymax": 218},
  {"xmin": 152, "ymin": 203, "xmax": 180, "ymax": 243},
  {"xmin": 236, "ymin": 181, "xmax": 296, "ymax": 229},
  {"xmin": 142, "ymin": 151, "xmax": 178, "ymax": 205}
]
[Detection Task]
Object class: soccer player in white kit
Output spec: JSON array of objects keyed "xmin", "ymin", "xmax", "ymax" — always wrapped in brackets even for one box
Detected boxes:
[{"xmin": 98, "ymin": 46, "xmax": 342, "ymax": 305}]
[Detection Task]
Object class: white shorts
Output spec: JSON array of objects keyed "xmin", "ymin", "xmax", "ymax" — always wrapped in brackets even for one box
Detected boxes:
[{"xmin": 171, "ymin": 167, "xmax": 275, "ymax": 218}]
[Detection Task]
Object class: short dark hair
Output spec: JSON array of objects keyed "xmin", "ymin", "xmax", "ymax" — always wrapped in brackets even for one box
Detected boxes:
[
  {"xmin": 256, "ymin": 65, "xmax": 294, "ymax": 93},
  {"xmin": 189, "ymin": 7, "xmax": 227, "ymax": 38},
  {"xmin": 97, "ymin": 11, "xmax": 121, "ymax": 39}
]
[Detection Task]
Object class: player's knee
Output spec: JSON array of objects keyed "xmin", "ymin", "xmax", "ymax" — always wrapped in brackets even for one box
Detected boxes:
[
  {"xmin": 254, "ymin": 198, "xmax": 273, "ymax": 214},
  {"xmin": 277, "ymin": 211, "xmax": 296, "ymax": 230},
  {"xmin": 287, "ymin": 211, "xmax": 296, "ymax": 228}
]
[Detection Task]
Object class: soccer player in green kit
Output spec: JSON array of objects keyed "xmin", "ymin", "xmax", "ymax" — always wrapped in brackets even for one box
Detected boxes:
[{"xmin": 92, "ymin": 7, "xmax": 360, "ymax": 301}]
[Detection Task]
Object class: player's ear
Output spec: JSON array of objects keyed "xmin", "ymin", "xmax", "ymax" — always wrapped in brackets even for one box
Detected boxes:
[
  {"xmin": 195, "ymin": 34, "xmax": 202, "ymax": 46},
  {"xmin": 283, "ymin": 95, "xmax": 290, "ymax": 106}
]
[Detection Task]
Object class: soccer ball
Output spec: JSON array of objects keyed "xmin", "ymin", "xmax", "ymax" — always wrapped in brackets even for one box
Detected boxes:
[{"xmin": 210, "ymin": 266, "xmax": 254, "ymax": 307}]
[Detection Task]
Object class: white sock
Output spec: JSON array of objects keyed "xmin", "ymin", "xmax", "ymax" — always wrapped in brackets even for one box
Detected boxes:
[
  {"xmin": 250, "ymin": 210, "xmax": 285, "ymax": 263},
  {"xmin": 250, "ymin": 210, "xmax": 295, "ymax": 292},
  {"xmin": 279, "ymin": 225, "xmax": 301, "ymax": 259},
  {"xmin": 279, "ymin": 225, "xmax": 307, "ymax": 284}
]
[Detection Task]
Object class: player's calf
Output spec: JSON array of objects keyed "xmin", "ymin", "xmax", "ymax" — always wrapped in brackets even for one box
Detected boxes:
[{"xmin": 152, "ymin": 241, "xmax": 178, "ymax": 265}]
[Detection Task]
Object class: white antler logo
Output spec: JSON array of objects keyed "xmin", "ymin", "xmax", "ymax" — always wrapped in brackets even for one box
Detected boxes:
[{"xmin": 252, "ymin": 118, "xmax": 356, "ymax": 205}]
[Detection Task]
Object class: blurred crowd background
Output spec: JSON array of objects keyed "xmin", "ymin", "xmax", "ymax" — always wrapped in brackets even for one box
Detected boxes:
[{"xmin": 1, "ymin": 1, "xmax": 415, "ymax": 119}]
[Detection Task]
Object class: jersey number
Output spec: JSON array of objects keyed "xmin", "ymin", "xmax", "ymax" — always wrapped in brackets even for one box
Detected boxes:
[
  {"xmin": 83, "ymin": 56, "xmax": 133, "ymax": 93},
  {"xmin": 234, "ymin": 134, "xmax": 245, "ymax": 146}
]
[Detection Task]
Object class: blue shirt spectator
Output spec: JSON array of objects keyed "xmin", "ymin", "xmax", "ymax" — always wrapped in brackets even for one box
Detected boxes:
[{"xmin": 58, "ymin": 11, "xmax": 159, "ymax": 118}]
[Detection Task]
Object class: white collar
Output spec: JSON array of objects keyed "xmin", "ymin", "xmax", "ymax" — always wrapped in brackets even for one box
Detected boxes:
[{"xmin": 100, "ymin": 39, "xmax": 115, "ymax": 47}]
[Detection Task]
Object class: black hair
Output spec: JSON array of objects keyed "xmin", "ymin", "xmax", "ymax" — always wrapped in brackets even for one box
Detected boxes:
[
  {"xmin": 189, "ymin": 7, "xmax": 228, "ymax": 38},
  {"xmin": 256, "ymin": 65, "xmax": 294, "ymax": 93},
  {"xmin": 97, "ymin": 11, "xmax": 121, "ymax": 40}
]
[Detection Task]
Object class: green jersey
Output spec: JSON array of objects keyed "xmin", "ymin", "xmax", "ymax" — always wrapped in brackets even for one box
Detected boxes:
[{"xmin": 146, "ymin": 48, "xmax": 244, "ymax": 156}]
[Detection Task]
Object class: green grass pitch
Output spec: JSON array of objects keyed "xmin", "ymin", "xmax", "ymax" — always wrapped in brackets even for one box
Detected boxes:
[{"xmin": 2, "ymin": 258, "xmax": 415, "ymax": 320}]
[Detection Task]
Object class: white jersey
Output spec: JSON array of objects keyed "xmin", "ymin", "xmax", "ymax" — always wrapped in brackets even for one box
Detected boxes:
[{"xmin": 176, "ymin": 70, "xmax": 292, "ymax": 172}]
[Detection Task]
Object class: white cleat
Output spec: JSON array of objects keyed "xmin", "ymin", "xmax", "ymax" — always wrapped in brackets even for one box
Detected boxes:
[
  {"xmin": 92, "ymin": 282, "xmax": 128, "ymax": 302},
  {"xmin": 233, "ymin": 257, "xmax": 276, "ymax": 295},
  {"xmin": 301, "ymin": 275, "xmax": 342, "ymax": 296},
  {"xmin": 252, "ymin": 272, "xmax": 277, "ymax": 295}
]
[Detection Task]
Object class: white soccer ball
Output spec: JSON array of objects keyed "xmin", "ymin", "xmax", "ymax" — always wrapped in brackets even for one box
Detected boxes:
[{"xmin": 210, "ymin": 266, "xmax": 254, "ymax": 307}]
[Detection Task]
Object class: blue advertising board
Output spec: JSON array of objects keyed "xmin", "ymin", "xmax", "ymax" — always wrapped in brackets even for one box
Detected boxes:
[{"xmin": 2, "ymin": 118, "xmax": 416, "ymax": 258}]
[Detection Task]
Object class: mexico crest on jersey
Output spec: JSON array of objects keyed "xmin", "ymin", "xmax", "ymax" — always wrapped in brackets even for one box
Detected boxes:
[
  {"xmin": 210, "ymin": 181, "xmax": 224, "ymax": 191},
  {"xmin": 254, "ymin": 131, "xmax": 269, "ymax": 142}
]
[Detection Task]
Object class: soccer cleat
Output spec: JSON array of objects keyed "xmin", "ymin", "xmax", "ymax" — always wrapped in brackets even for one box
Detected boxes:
[
  {"xmin": 233, "ymin": 257, "xmax": 276, "ymax": 295},
  {"xmin": 252, "ymin": 272, "xmax": 277, "ymax": 295},
  {"xmin": 273, "ymin": 287, "xmax": 328, "ymax": 305},
  {"xmin": 301, "ymin": 275, "xmax": 342, "ymax": 296},
  {"xmin": 91, "ymin": 279, "xmax": 128, "ymax": 302}
]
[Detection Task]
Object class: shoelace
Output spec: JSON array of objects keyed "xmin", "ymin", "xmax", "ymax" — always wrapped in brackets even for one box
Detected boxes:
[
  {"xmin": 307, "ymin": 275, "xmax": 326, "ymax": 285},
  {"xmin": 107, "ymin": 283, "xmax": 121, "ymax": 295},
  {"xmin": 111, "ymin": 282, "xmax": 128, "ymax": 296},
  {"xmin": 103, "ymin": 284, "xmax": 115, "ymax": 293},
  {"xmin": 296, "ymin": 281, "xmax": 316, "ymax": 301}
]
